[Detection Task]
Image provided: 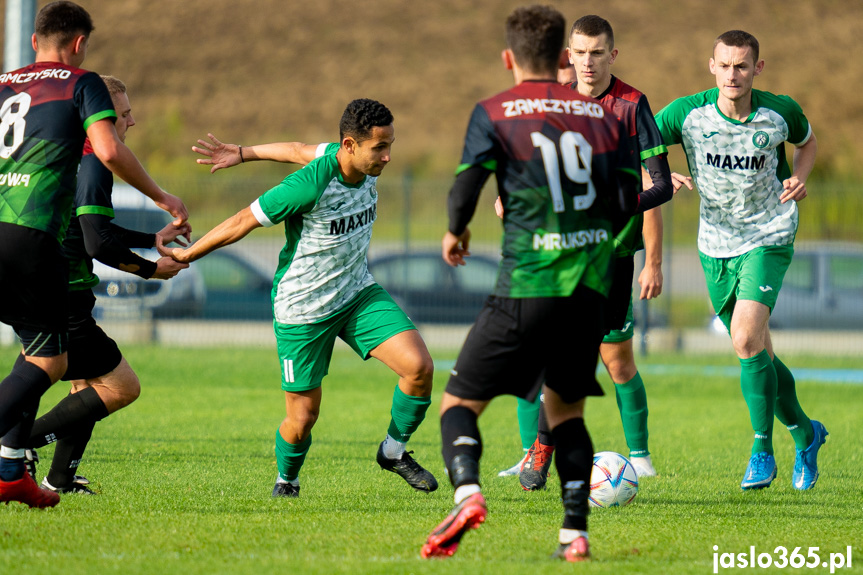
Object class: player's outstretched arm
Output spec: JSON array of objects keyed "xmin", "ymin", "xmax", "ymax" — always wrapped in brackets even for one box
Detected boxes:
[
  {"xmin": 161, "ymin": 206, "xmax": 261, "ymax": 264},
  {"xmin": 87, "ymin": 119, "xmax": 189, "ymax": 226},
  {"xmin": 781, "ymin": 133, "xmax": 817, "ymax": 204},
  {"xmin": 193, "ymin": 133, "xmax": 319, "ymax": 173}
]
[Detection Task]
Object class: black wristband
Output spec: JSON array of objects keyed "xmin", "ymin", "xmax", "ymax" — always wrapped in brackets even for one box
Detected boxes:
[{"xmin": 238, "ymin": 145, "xmax": 245, "ymax": 163}]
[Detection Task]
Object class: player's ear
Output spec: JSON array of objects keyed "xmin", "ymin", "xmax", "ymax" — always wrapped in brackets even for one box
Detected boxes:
[
  {"xmin": 558, "ymin": 49, "xmax": 569, "ymax": 70},
  {"xmin": 754, "ymin": 59, "xmax": 765, "ymax": 76},
  {"xmin": 342, "ymin": 136, "xmax": 357, "ymax": 154},
  {"xmin": 72, "ymin": 34, "xmax": 87, "ymax": 55},
  {"xmin": 708, "ymin": 57, "xmax": 716, "ymax": 74},
  {"xmin": 501, "ymin": 49, "xmax": 514, "ymax": 71},
  {"xmin": 31, "ymin": 33, "xmax": 38, "ymax": 52},
  {"xmin": 609, "ymin": 48, "xmax": 619, "ymax": 65}
]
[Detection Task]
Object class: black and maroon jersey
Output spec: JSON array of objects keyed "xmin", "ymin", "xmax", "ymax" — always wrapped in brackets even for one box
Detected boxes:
[
  {"xmin": 0, "ymin": 62, "xmax": 116, "ymax": 242},
  {"xmin": 452, "ymin": 79, "xmax": 639, "ymax": 298},
  {"xmin": 64, "ymin": 140, "xmax": 156, "ymax": 290},
  {"xmin": 570, "ymin": 76, "xmax": 669, "ymax": 255}
]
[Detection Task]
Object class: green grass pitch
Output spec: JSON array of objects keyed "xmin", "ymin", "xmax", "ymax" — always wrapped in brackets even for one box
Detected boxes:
[{"xmin": 1, "ymin": 346, "xmax": 861, "ymax": 574}]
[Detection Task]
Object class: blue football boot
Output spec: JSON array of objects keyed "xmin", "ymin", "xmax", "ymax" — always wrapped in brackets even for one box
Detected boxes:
[
  {"xmin": 792, "ymin": 420, "xmax": 828, "ymax": 490},
  {"xmin": 741, "ymin": 452, "xmax": 777, "ymax": 490}
]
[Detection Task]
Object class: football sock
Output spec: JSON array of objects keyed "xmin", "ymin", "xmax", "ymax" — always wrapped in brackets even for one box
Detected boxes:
[
  {"xmin": 440, "ymin": 406, "xmax": 482, "ymax": 489},
  {"xmin": 0, "ymin": 359, "xmax": 53, "ymax": 438},
  {"xmin": 739, "ymin": 350, "xmax": 777, "ymax": 455},
  {"xmin": 559, "ymin": 529, "xmax": 589, "ymax": 545},
  {"xmin": 381, "ymin": 434, "xmax": 406, "ymax": 459},
  {"xmin": 516, "ymin": 394, "xmax": 541, "ymax": 452},
  {"xmin": 28, "ymin": 386, "xmax": 109, "ymax": 448},
  {"xmin": 552, "ymin": 417, "xmax": 593, "ymax": 531},
  {"xmin": 453, "ymin": 484, "xmax": 481, "ymax": 505},
  {"xmin": 275, "ymin": 429, "xmax": 311, "ymax": 482},
  {"xmin": 535, "ymin": 402, "xmax": 556, "ymax": 447},
  {"xmin": 386, "ymin": 385, "xmax": 431, "ymax": 443},
  {"xmin": 614, "ymin": 372, "xmax": 650, "ymax": 457},
  {"xmin": 772, "ymin": 355, "xmax": 814, "ymax": 449},
  {"xmin": 0, "ymin": 446, "xmax": 26, "ymax": 482},
  {"xmin": 46, "ymin": 423, "xmax": 95, "ymax": 488}
]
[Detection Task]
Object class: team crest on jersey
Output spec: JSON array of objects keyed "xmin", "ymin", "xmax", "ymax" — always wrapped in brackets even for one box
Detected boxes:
[{"xmin": 752, "ymin": 131, "xmax": 770, "ymax": 149}]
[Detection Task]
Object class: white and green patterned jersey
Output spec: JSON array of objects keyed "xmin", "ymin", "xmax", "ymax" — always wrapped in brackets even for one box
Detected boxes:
[
  {"xmin": 655, "ymin": 87, "xmax": 812, "ymax": 258},
  {"xmin": 250, "ymin": 142, "xmax": 377, "ymax": 324}
]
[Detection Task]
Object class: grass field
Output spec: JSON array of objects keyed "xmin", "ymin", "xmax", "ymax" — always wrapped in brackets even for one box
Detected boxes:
[{"xmin": 1, "ymin": 346, "xmax": 861, "ymax": 574}]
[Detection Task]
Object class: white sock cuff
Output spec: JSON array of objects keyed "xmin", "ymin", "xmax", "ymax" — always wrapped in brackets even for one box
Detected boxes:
[
  {"xmin": 0, "ymin": 446, "xmax": 25, "ymax": 459},
  {"xmin": 559, "ymin": 529, "xmax": 589, "ymax": 545},
  {"xmin": 454, "ymin": 484, "xmax": 481, "ymax": 504}
]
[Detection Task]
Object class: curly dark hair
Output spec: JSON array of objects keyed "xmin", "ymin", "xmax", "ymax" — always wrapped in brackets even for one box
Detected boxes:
[
  {"xmin": 339, "ymin": 99, "xmax": 393, "ymax": 141},
  {"xmin": 505, "ymin": 5, "xmax": 566, "ymax": 75},
  {"xmin": 35, "ymin": 1, "xmax": 94, "ymax": 48}
]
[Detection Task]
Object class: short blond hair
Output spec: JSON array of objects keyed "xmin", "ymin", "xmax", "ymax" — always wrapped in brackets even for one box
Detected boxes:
[{"xmin": 100, "ymin": 75, "xmax": 127, "ymax": 98}]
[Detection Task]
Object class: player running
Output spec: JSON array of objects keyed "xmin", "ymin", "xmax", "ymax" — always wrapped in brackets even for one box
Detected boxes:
[
  {"xmin": 172, "ymin": 99, "xmax": 438, "ymax": 498},
  {"xmin": 24, "ymin": 75, "xmax": 191, "ymax": 495},
  {"xmin": 514, "ymin": 14, "xmax": 674, "ymax": 490},
  {"xmin": 0, "ymin": 1, "xmax": 186, "ymax": 508},
  {"xmin": 655, "ymin": 30, "xmax": 826, "ymax": 490},
  {"xmin": 421, "ymin": 5, "xmax": 639, "ymax": 561}
]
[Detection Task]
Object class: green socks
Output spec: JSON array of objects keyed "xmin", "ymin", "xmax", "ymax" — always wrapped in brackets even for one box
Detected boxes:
[
  {"xmin": 614, "ymin": 372, "xmax": 649, "ymax": 457},
  {"xmin": 516, "ymin": 394, "xmax": 541, "ymax": 452},
  {"xmin": 386, "ymin": 385, "xmax": 431, "ymax": 443},
  {"xmin": 773, "ymin": 355, "xmax": 814, "ymax": 449},
  {"xmin": 739, "ymin": 350, "xmax": 777, "ymax": 455},
  {"xmin": 275, "ymin": 430, "xmax": 311, "ymax": 482}
]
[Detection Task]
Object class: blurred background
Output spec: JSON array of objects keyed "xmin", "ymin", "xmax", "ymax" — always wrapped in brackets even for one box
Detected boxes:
[{"xmin": 2, "ymin": 0, "xmax": 861, "ymax": 354}]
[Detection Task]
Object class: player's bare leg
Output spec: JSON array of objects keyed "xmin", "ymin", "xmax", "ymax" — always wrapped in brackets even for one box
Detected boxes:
[
  {"xmin": 600, "ymin": 340, "xmax": 655, "ymax": 477},
  {"xmin": 731, "ymin": 300, "xmax": 779, "ymax": 489},
  {"xmin": 272, "ymin": 388, "xmax": 321, "ymax": 498},
  {"xmin": 369, "ymin": 329, "xmax": 437, "ymax": 491}
]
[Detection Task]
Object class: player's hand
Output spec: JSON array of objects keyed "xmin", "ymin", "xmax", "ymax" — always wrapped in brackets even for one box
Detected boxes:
[
  {"xmin": 494, "ymin": 196, "xmax": 504, "ymax": 219},
  {"xmin": 153, "ymin": 191, "xmax": 189, "ymax": 227},
  {"xmin": 150, "ymin": 256, "xmax": 189, "ymax": 280},
  {"xmin": 193, "ymin": 133, "xmax": 241, "ymax": 174},
  {"xmin": 442, "ymin": 229, "xmax": 471, "ymax": 267},
  {"xmin": 156, "ymin": 222, "xmax": 191, "ymax": 248},
  {"xmin": 780, "ymin": 176, "xmax": 807, "ymax": 203},
  {"xmin": 638, "ymin": 261, "xmax": 663, "ymax": 300},
  {"xmin": 671, "ymin": 172, "xmax": 693, "ymax": 193}
]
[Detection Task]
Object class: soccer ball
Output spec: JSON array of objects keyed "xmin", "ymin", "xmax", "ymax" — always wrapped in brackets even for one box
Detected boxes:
[{"xmin": 588, "ymin": 451, "xmax": 639, "ymax": 508}]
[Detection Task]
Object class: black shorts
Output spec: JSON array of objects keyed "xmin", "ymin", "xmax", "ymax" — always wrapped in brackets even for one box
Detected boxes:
[
  {"xmin": 445, "ymin": 286, "xmax": 606, "ymax": 404},
  {"xmin": 605, "ymin": 255, "xmax": 635, "ymax": 333},
  {"xmin": 0, "ymin": 222, "xmax": 68, "ymax": 356},
  {"xmin": 62, "ymin": 289, "xmax": 122, "ymax": 381}
]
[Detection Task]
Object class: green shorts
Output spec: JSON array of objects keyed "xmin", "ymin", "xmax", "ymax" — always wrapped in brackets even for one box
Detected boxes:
[
  {"xmin": 699, "ymin": 245, "xmax": 793, "ymax": 333},
  {"xmin": 603, "ymin": 296, "xmax": 634, "ymax": 343},
  {"xmin": 274, "ymin": 284, "xmax": 416, "ymax": 392}
]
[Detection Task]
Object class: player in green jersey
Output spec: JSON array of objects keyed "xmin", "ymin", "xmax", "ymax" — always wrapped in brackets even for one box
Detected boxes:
[
  {"xmin": 655, "ymin": 30, "xmax": 826, "ymax": 491},
  {"xmin": 171, "ymin": 99, "xmax": 438, "ymax": 498}
]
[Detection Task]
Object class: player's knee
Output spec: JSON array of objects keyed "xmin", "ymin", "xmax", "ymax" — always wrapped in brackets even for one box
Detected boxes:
[{"xmin": 106, "ymin": 373, "xmax": 141, "ymax": 411}]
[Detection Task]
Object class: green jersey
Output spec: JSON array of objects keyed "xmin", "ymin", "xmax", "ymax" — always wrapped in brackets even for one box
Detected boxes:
[
  {"xmin": 251, "ymin": 143, "xmax": 377, "ymax": 324},
  {"xmin": 655, "ymin": 87, "xmax": 811, "ymax": 258}
]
